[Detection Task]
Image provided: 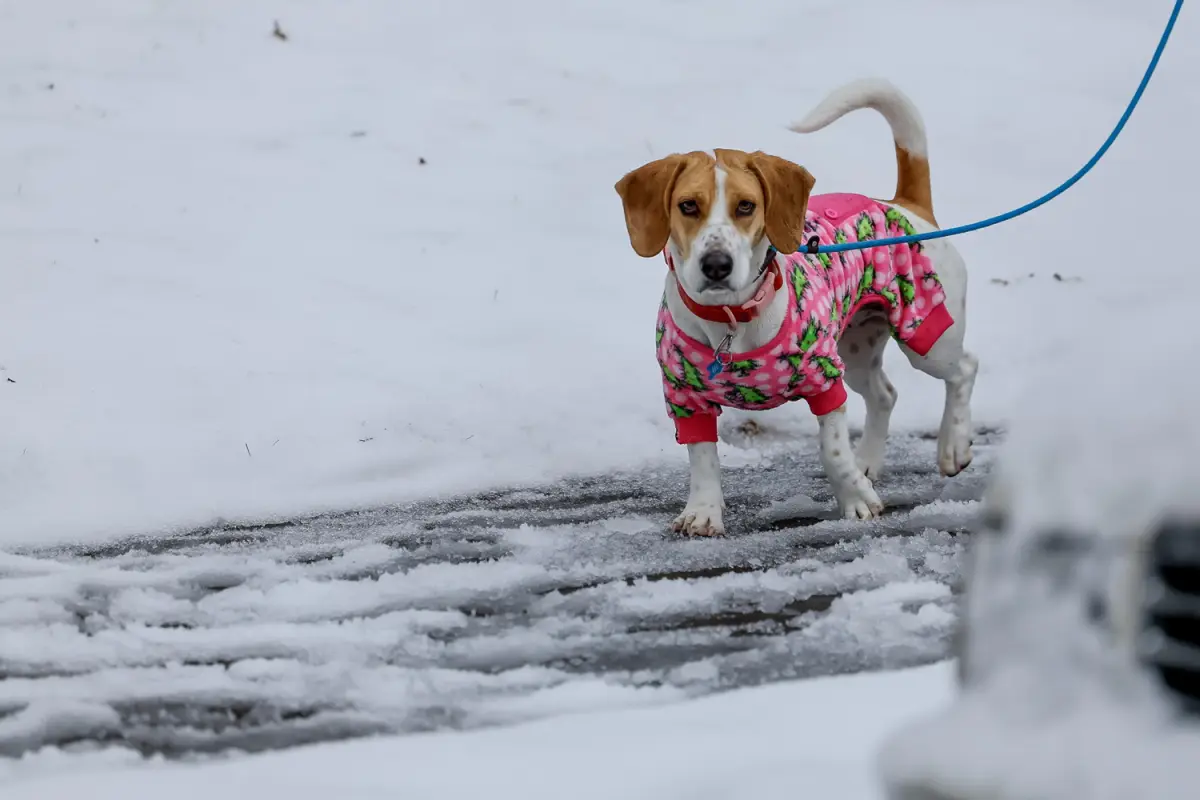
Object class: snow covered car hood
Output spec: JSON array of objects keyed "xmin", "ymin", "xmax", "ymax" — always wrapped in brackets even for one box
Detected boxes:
[{"xmin": 878, "ymin": 334, "xmax": 1200, "ymax": 800}]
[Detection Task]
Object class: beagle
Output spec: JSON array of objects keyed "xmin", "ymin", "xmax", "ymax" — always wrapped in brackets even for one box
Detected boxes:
[{"xmin": 615, "ymin": 79, "xmax": 978, "ymax": 536}]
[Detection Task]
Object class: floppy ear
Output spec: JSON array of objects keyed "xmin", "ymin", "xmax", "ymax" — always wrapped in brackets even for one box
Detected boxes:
[
  {"xmin": 614, "ymin": 155, "xmax": 688, "ymax": 257},
  {"xmin": 746, "ymin": 152, "xmax": 815, "ymax": 254}
]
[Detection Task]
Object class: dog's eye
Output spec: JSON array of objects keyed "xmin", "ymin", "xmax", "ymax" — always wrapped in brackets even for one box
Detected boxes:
[
  {"xmin": 678, "ymin": 200, "xmax": 699, "ymax": 217},
  {"xmin": 736, "ymin": 200, "xmax": 756, "ymax": 217}
]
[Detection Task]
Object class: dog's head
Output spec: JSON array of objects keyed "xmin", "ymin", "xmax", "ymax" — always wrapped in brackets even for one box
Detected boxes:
[{"xmin": 614, "ymin": 149, "xmax": 814, "ymax": 303}]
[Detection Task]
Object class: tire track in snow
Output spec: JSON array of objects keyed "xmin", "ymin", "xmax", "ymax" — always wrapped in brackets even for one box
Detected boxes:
[{"xmin": 0, "ymin": 430, "xmax": 999, "ymax": 759}]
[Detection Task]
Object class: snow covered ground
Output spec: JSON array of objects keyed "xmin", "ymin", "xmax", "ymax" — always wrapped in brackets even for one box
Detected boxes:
[
  {"xmin": 0, "ymin": 662, "xmax": 954, "ymax": 799},
  {"xmin": 2, "ymin": 0, "xmax": 1196, "ymax": 796},
  {"xmin": 3, "ymin": 0, "xmax": 1195, "ymax": 545}
]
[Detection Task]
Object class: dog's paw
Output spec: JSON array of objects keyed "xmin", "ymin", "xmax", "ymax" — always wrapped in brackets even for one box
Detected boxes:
[
  {"xmin": 854, "ymin": 441, "xmax": 887, "ymax": 481},
  {"xmin": 938, "ymin": 428, "xmax": 974, "ymax": 477},
  {"xmin": 671, "ymin": 504, "xmax": 725, "ymax": 537},
  {"xmin": 835, "ymin": 480, "xmax": 884, "ymax": 521}
]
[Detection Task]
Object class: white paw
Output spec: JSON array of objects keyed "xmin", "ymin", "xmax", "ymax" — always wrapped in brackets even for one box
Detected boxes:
[
  {"xmin": 671, "ymin": 504, "xmax": 725, "ymax": 537},
  {"xmin": 836, "ymin": 481, "xmax": 884, "ymax": 520},
  {"xmin": 854, "ymin": 441, "xmax": 886, "ymax": 481},
  {"xmin": 938, "ymin": 427, "xmax": 973, "ymax": 477}
]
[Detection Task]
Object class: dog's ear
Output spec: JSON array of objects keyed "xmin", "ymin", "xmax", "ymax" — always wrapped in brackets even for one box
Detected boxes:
[
  {"xmin": 614, "ymin": 155, "xmax": 689, "ymax": 258},
  {"xmin": 746, "ymin": 152, "xmax": 815, "ymax": 255}
]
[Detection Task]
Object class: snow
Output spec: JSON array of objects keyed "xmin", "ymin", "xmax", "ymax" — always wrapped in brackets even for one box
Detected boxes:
[
  {"xmin": 0, "ymin": 662, "xmax": 955, "ymax": 799},
  {"xmin": 0, "ymin": 489, "xmax": 967, "ymax": 756},
  {"xmin": 883, "ymin": 690, "xmax": 1200, "ymax": 800},
  {"xmin": 876, "ymin": 302, "xmax": 1200, "ymax": 799},
  {"xmin": 3, "ymin": 0, "xmax": 1195, "ymax": 544},
  {"xmin": 1, "ymin": 0, "xmax": 1196, "ymax": 794},
  {"xmin": 880, "ymin": 518, "xmax": 1200, "ymax": 800}
]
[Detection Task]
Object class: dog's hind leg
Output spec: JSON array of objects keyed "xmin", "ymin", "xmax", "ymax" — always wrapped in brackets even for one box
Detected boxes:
[
  {"xmin": 839, "ymin": 310, "xmax": 896, "ymax": 480},
  {"xmin": 908, "ymin": 344, "xmax": 978, "ymax": 477},
  {"xmin": 898, "ymin": 242, "xmax": 978, "ymax": 477}
]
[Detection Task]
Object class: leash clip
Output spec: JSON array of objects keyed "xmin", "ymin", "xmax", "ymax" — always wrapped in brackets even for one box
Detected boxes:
[{"xmin": 805, "ymin": 236, "xmax": 821, "ymax": 255}]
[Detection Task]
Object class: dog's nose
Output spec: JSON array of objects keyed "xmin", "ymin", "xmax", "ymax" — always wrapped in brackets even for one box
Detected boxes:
[{"xmin": 700, "ymin": 251, "xmax": 733, "ymax": 281}]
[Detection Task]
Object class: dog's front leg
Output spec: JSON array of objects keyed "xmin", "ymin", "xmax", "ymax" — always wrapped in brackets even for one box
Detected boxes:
[
  {"xmin": 817, "ymin": 407, "xmax": 884, "ymax": 520},
  {"xmin": 672, "ymin": 442, "xmax": 725, "ymax": 536}
]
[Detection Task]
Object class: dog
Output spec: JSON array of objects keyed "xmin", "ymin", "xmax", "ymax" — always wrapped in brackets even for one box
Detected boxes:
[{"xmin": 614, "ymin": 79, "xmax": 978, "ymax": 536}]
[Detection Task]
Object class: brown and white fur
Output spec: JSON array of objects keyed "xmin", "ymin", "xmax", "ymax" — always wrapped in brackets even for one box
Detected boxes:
[{"xmin": 615, "ymin": 79, "xmax": 978, "ymax": 536}]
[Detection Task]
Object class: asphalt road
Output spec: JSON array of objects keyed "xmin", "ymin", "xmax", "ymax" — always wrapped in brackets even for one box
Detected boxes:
[{"xmin": 0, "ymin": 429, "xmax": 999, "ymax": 759}]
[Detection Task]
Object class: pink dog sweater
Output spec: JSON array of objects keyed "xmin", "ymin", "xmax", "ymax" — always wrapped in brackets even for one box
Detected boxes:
[{"xmin": 657, "ymin": 193, "xmax": 953, "ymax": 444}]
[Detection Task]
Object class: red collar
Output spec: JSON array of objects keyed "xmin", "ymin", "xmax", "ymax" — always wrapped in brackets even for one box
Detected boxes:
[{"xmin": 663, "ymin": 249, "xmax": 784, "ymax": 327}]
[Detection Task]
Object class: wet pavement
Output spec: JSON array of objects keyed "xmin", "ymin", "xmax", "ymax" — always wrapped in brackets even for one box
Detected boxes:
[{"xmin": 0, "ymin": 429, "xmax": 999, "ymax": 759}]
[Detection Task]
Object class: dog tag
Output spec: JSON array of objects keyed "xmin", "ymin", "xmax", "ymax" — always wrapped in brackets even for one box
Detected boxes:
[
  {"xmin": 708, "ymin": 333, "xmax": 735, "ymax": 379},
  {"xmin": 705, "ymin": 333, "xmax": 734, "ymax": 381}
]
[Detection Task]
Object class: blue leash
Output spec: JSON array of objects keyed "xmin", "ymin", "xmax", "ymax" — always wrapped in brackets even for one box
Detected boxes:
[{"xmin": 807, "ymin": 0, "xmax": 1185, "ymax": 256}]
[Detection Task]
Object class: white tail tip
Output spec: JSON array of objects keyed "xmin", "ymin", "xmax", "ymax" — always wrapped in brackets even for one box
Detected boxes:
[{"xmin": 788, "ymin": 78, "xmax": 927, "ymax": 157}]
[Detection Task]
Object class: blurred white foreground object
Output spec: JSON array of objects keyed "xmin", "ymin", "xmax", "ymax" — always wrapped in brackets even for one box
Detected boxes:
[{"xmin": 878, "ymin": 333, "xmax": 1200, "ymax": 800}]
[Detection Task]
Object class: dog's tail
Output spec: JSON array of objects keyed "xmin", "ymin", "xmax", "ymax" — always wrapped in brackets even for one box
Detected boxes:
[{"xmin": 789, "ymin": 78, "xmax": 936, "ymax": 224}]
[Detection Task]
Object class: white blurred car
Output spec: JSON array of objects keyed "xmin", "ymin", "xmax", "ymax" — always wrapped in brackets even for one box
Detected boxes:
[{"xmin": 877, "ymin": 342, "xmax": 1200, "ymax": 800}]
